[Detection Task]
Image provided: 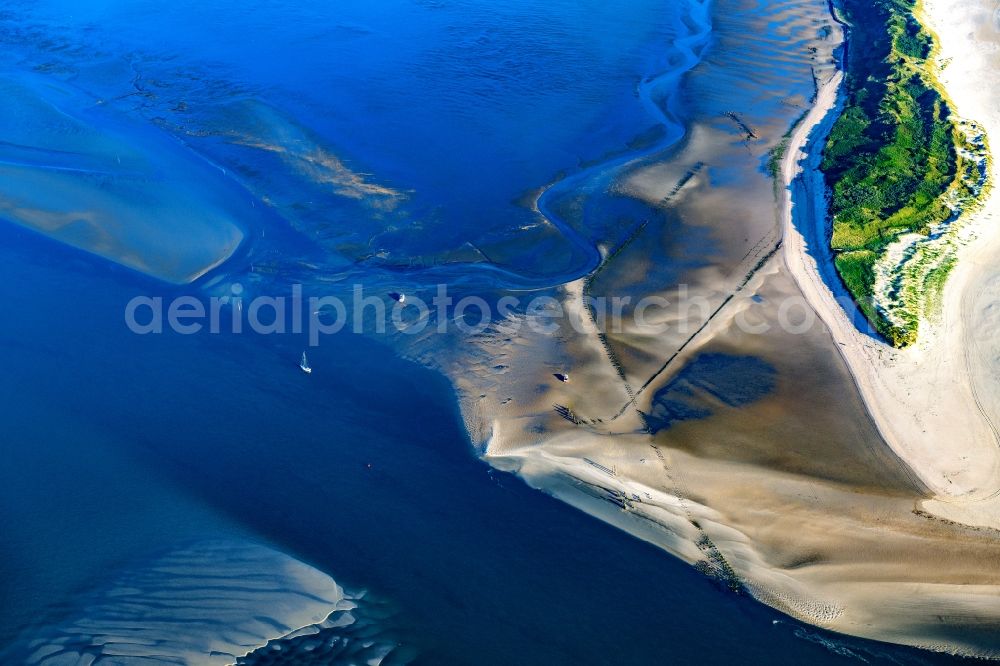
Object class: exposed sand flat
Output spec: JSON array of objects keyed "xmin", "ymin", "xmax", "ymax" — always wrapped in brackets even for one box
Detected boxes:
[
  {"xmin": 781, "ymin": 4, "xmax": 1000, "ymax": 522},
  {"xmin": 431, "ymin": 0, "xmax": 1000, "ymax": 657}
]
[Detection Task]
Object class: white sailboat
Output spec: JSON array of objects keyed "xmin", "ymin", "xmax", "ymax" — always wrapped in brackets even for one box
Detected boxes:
[{"xmin": 299, "ymin": 352, "xmax": 312, "ymax": 374}]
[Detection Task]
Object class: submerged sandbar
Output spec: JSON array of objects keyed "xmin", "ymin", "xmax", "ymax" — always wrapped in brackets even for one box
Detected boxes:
[{"xmin": 0, "ymin": 72, "xmax": 246, "ymax": 284}]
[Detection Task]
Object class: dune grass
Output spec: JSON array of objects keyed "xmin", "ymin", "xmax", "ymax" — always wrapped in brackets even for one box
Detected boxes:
[{"xmin": 821, "ymin": 0, "xmax": 965, "ymax": 347}]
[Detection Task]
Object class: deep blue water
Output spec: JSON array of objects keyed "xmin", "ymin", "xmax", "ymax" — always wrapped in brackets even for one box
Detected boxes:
[
  {"xmin": 0, "ymin": 220, "xmax": 958, "ymax": 666},
  {"xmin": 0, "ymin": 0, "xmax": 976, "ymax": 663}
]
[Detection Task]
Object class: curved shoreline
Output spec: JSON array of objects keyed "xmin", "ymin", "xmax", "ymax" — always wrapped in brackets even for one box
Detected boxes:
[
  {"xmin": 780, "ymin": 2, "xmax": 1000, "ymax": 520},
  {"xmin": 451, "ymin": 0, "xmax": 1000, "ymax": 655}
]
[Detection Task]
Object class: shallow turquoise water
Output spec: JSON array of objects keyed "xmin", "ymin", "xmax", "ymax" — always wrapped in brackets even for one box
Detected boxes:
[
  {"xmin": 0, "ymin": 1, "xmax": 973, "ymax": 663},
  {"xmin": 0, "ymin": 223, "xmax": 956, "ymax": 665}
]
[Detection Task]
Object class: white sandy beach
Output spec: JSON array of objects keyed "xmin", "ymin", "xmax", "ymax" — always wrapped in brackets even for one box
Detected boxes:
[
  {"xmin": 780, "ymin": 0, "xmax": 1000, "ymax": 527},
  {"xmin": 920, "ymin": 0, "xmax": 1000, "ymax": 523},
  {"xmin": 442, "ymin": 0, "xmax": 1000, "ymax": 657}
]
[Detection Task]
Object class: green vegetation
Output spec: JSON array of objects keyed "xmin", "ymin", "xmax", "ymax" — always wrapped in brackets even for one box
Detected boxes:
[
  {"xmin": 767, "ymin": 138, "xmax": 788, "ymax": 179},
  {"xmin": 820, "ymin": 0, "xmax": 975, "ymax": 346}
]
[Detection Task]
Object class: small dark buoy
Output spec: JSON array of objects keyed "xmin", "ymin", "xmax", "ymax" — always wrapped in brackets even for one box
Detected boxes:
[
  {"xmin": 554, "ymin": 373, "xmax": 570, "ymax": 383},
  {"xmin": 389, "ymin": 291, "xmax": 405, "ymax": 303}
]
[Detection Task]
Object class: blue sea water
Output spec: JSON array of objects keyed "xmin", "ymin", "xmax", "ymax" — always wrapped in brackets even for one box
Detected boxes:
[{"xmin": 0, "ymin": 0, "xmax": 975, "ymax": 663}]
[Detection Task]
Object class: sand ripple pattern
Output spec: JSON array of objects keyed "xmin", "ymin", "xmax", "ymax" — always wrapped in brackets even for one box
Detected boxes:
[{"xmin": 2, "ymin": 540, "xmax": 404, "ymax": 665}]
